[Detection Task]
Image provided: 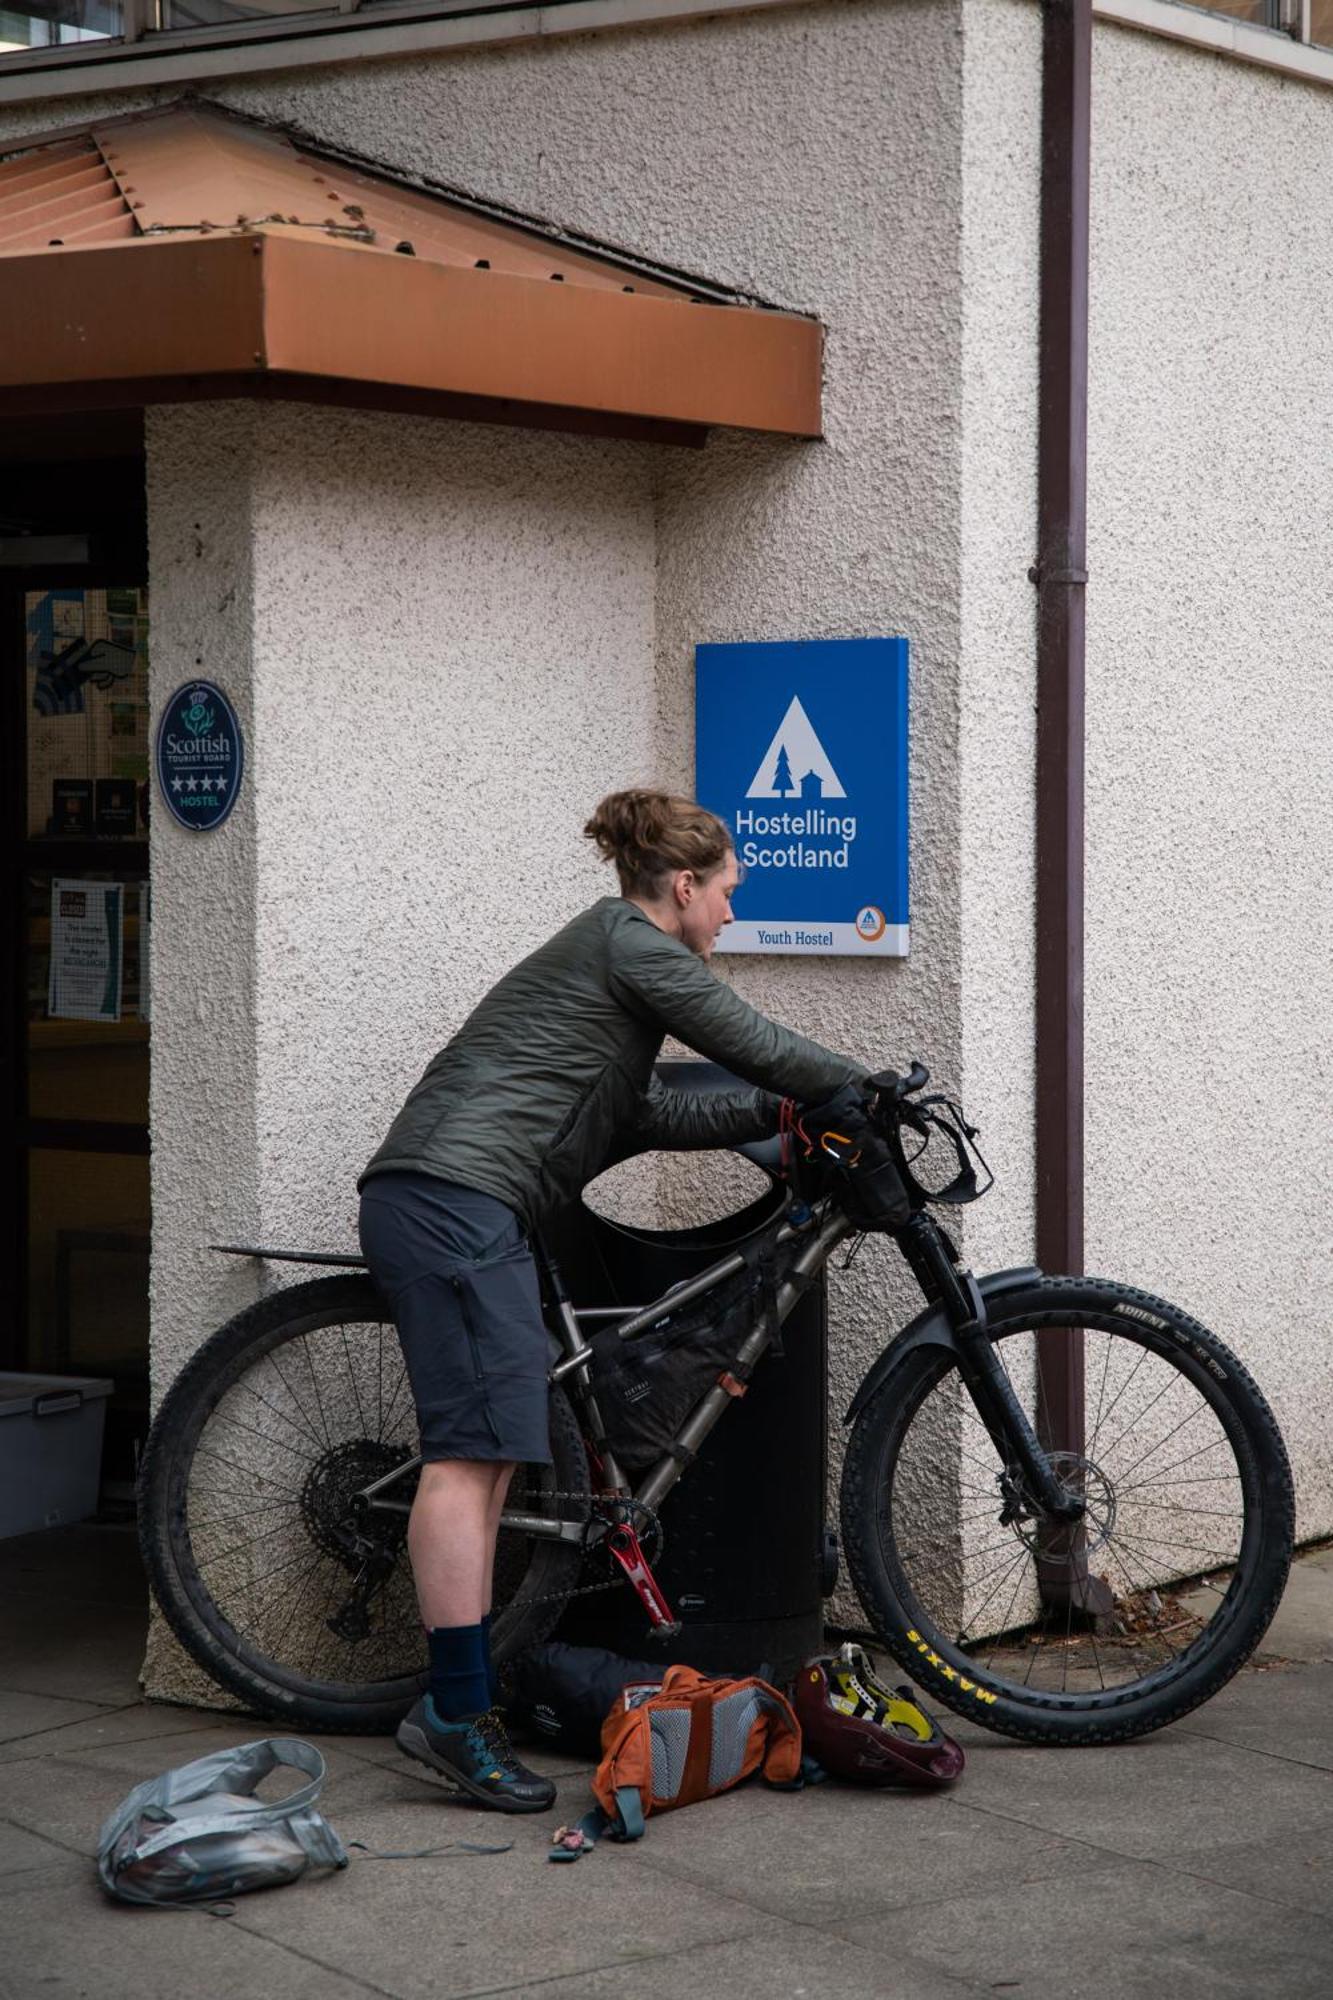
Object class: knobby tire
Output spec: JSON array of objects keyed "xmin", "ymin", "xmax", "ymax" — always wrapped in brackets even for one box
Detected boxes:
[
  {"xmin": 841, "ymin": 1277, "xmax": 1294, "ymax": 1744},
  {"xmin": 138, "ymin": 1274, "xmax": 589, "ymax": 1733}
]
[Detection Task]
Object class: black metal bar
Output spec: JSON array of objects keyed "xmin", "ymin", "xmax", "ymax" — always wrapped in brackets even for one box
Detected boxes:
[
  {"xmin": 22, "ymin": 841, "xmax": 149, "ymax": 874},
  {"xmin": 1, "ymin": 582, "xmax": 26, "ymax": 1374},
  {"xmin": 25, "ymin": 1119, "xmax": 151, "ymax": 1156},
  {"xmin": 1034, "ymin": 0, "xmax": 1091, "ymax": 1293},
  {"xmin": 1033, "ymin": 0, "xmax": 1112, "ymax": 1618}
]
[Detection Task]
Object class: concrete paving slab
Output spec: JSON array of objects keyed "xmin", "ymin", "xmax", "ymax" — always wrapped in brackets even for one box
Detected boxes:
[
  {"xmin": 946, "ymin": 1726, "xmax": 1333, "ymax": 1860},
  {"xmin": 0, "ymin": 1523, "xmax": 146, "ymax": 1611},
  {"xmin": 1173, "ymin": 1659, "xmax": 1333, "ymax": 1770},
  {"xmin": 0, "ymin": 1699, "xmax": 233, "ymax": 1766},
  {"xmin": 1183, "ymin": 1541, "xmax": 1333, "ymax": 1665},
  {"xmin": 835, "ymin": 1854, "xmax": 1333, "ymax": 2000},
  {"xmin": 1176, "ymin": 1821, "xmax": 1333, "ymax": 1918},
  {"xmin": 34, "ymin": 1719, "xmax": 402, "ymax": 1786},
  {"xmin": 0, "ymin": 1689, "xmax": 114, "ymax": 1744},
  {"xmin": 509, "ymin": 1919, "xmax": 988, "ymax": 2000},
  {"xmin": 343, "ymin": 1729, "xmax": 596, "ymax": 1785},
  {"xmin": 601, "ymin": 1777, "xmax": 1095, "ymax": 1928},
  {"xmin": 227, "ymin": 1810, "xmax": 765, "ymax": 1998},
  {"xmin": 0, "ymin": 1744, "xmax": 399, "ymax": 1854},
  {"xmin": 0, "ymin": 1876, "xmax": 390, "ymax": 2000},
  {"xmin": 0, "ymin": 1593, "xmax": 146, "ymax": 1705},
  {"xmin": 0, "ymin": 1817, "xmax": 77, "ymax": 1880}
]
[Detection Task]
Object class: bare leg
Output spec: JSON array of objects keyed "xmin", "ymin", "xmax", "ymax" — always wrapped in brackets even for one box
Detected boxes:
[
  {"xmin": 481, "ymin": 1463, "xmax": 516, "ymax": 1618},
  {"xmin": 408, "ymin": 1460, "xmax": 512, "ymax": 1630}
]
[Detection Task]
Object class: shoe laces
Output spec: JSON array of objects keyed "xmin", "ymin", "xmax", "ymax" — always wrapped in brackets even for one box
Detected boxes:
[{"xmin": 470, "ymin": 1708, "xmax": 522, "ymax": 1777}]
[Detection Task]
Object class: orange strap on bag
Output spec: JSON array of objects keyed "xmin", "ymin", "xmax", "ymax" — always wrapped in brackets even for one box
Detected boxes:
[{"xmin": 549, "ymin": 1666, "xmax": 802, "ymax": 1858}]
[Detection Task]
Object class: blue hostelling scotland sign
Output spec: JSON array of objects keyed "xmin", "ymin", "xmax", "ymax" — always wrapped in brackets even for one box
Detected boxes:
[{"xmin": 695, "ymin": 637, "xmax": 909, "ymax": 957}]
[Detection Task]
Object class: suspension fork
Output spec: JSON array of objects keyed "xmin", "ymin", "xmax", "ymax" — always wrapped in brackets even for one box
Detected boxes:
[{"xmin": 894, "ymin": 1214, "xmax": 1083, "ymax": 1523}]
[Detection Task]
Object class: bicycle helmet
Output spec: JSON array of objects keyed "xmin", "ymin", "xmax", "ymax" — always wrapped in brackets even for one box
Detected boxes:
[{"xmin": 793, "ymin": 1644, "xmax": 964, "ymax": 1788}]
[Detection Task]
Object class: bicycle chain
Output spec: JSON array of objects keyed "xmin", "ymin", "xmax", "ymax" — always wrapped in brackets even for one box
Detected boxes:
[{"xmin": 506, "ymin": 1489, "xmax": 665, "ymax": 1612}]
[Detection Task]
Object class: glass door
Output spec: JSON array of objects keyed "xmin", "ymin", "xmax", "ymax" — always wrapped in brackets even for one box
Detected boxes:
[{"xmin": 12, "ymin": 583, "xmax": 151, "ymax": 1494}]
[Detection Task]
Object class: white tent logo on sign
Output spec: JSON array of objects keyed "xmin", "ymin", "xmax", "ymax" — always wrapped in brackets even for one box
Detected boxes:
[{"xmin": 745, "ymin": 695, "xmax": 847, "ymax": 800}]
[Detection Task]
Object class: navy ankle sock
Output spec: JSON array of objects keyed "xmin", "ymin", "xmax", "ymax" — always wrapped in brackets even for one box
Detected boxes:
[
  {"xmin": 481, "ymin": 1611, "xmax": 495, "ymax": 1705},
  {"xmin": 427, "ymin": 1623, "xmax": 490, "ymax": 1722}
]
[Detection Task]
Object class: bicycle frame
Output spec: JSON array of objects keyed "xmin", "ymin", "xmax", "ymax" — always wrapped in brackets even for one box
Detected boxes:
[{"xmin": 356, "ymin": 1190, "xmax": 1084, "ymax": 1589}]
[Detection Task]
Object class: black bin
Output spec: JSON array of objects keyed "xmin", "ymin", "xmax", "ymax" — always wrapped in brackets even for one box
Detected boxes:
[{"xmin": 544, "ymin": 1063, "xmax": 829, "ymax": 1681}]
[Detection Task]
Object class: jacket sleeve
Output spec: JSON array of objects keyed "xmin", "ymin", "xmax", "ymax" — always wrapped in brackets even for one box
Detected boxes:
[
  {"xmin": 628, "ymin": 1075, "xmax": 781, "ymax": 1153},
  {"xmin": 609, "ymin": 920, "xmax": 870, "ymax": 1102}
]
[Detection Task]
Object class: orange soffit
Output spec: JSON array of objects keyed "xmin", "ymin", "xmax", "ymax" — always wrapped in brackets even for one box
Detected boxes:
[{"xmin": 0, "ymin": 103, "xmax": 823, "ymax": 441}]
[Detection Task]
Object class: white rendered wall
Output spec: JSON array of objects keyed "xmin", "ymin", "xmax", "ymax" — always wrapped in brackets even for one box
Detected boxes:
[
  {"xmin": 1085, "ymin": 26, "xmax": 1333, "ymax": 1537},
  {"xmin": 142, "ymin": 401, "xmax": 657, "ymax": 1700},
  {"xmin": 958, "ymin": 0, "xmax": 1041, "ymax": 1268},
  {"xmin": 204, "ymin": 4, "xmax": 985, "ymax": 1544},
  {"xmin": 2, "ymin": 2, "xmax": 1043, "ymax": 1651}
]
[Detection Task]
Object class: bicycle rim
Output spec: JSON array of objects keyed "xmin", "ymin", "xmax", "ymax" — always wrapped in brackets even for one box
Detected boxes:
[
  {"xmin": 873, "ymin": 1307, "xmax": 1279, "ymax": 1717},
  {"xmin": 157, "ymin": 1290, "xmax": 574, "ymax": 1711}
]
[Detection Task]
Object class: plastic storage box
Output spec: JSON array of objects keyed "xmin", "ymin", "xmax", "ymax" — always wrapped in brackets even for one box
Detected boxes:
[{"xmin": 0, "ymin": 1373, "xmax": 114, "ymax": 1539}]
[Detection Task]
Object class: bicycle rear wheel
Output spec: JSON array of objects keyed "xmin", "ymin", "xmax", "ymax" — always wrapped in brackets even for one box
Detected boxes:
[
  {"xmin": 139, "ymin": 1274, "xmax": 589, "ymax": 1733},
  {"xmin": 841, "ymin": 1277, "xmax": 1294, "ymax": 1744}
]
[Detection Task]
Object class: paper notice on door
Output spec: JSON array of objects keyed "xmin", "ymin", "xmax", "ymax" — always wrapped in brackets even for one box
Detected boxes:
[{"xmin": 49, "ymin": 879, "xmax": 123, "ymax": 1023}]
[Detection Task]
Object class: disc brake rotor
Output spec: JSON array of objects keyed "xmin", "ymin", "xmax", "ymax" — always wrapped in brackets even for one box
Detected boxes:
[{"xmin": 1005, "ymin": 1450, "xmax": 1117, "ymax": 1560}]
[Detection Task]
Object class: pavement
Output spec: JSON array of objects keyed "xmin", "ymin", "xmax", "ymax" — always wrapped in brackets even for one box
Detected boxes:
[{"xmin": 2, "ymin": 1526, "xmax": 1331, "ymax": 2000}]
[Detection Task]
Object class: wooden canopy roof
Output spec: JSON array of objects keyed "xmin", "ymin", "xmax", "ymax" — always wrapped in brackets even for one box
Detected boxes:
[{"xmin": 0, "ymin": 103, "xmax": 823, "ymax": 445}]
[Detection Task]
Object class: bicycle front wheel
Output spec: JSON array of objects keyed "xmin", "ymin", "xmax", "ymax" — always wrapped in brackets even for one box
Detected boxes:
[
  {"xmin": 841, "ymin": 1277, "xmax": 1294, "ymax": 1744},
  {"xmin": 139, "ymin": 1274, "xmax": 589, "ymax": 1733}
]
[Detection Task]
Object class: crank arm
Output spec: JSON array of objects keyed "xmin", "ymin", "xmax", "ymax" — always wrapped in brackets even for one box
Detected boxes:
[{"xmin": 606, "ymin": 1523, "xmax": 680, "ymax": 1636}]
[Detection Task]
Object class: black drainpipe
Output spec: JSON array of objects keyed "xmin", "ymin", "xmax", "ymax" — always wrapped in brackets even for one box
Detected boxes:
[{"xmin": 1031, "ymin": 0, "xmax": 1110, "ymax": 1615}]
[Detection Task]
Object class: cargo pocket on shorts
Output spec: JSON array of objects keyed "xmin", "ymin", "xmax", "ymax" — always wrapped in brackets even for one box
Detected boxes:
[{"xmin": 451, "ymin": 1238, "xmax": 549, "ymax": 1462}]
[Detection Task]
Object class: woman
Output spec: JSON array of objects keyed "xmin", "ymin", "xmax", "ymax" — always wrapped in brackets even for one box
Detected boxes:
[{"xmin": 358, "ymin": 790, "xmax": 868, "ymax": 1811}]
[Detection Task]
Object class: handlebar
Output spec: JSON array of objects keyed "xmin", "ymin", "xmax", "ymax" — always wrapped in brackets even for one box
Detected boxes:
[{"xmin": 869, "ymin": 1061, "xmax": 930, "ymax": 1108}]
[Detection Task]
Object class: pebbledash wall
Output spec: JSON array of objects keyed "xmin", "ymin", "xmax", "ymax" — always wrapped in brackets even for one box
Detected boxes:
[
  {"xmin": 6, "ymin": 0, "xmax": 1332, "ymax": 1694},
  {"xmin": 1083, "ymin": 22, "xmax": 1333, "ymax": 1541}
]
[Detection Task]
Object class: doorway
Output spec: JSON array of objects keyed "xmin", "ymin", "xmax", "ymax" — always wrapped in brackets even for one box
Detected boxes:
[{"xmin": 2, "ymin": 439, "xmax": 150, "ymax": 1502}]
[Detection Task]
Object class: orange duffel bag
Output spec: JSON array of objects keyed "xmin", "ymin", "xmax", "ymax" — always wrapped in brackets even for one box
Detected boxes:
[{"xmin": 550, "ymin": 1664, "xmax": 802, "ymax": 1859}]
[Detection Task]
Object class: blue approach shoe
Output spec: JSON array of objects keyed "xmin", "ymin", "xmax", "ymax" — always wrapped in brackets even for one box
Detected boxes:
[{"xmin": 396, "ymin": 1700, "xmax": 557, "ymax": 1813}]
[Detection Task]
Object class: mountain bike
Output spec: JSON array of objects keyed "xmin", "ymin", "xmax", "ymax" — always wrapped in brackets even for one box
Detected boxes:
[{"xmin": 138, "ymin": 1064, "xmax": 1294, "ymax": 1746}]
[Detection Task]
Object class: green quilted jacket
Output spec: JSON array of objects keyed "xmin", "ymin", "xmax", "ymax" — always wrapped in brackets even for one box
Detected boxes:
[{"xmin": 359, "ymin": 897, "xmax": 867, "ymax": 1229}]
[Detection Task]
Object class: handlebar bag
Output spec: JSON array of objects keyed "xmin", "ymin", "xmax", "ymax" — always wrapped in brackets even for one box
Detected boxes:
[
  {"xmin": 97, "ymin": 1738, "xmax": 348, "ymax": 1907},
  {"xmin": 786, "ymin": 1086, "xmax": 912, "ymax": 1230}
]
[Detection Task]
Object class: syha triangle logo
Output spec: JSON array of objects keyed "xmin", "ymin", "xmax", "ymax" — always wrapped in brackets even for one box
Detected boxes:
[{"xmin": 745, "ymin": 695, "xmax": 846, "ymax": 800}]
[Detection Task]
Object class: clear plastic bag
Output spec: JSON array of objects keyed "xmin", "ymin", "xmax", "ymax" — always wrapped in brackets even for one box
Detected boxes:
[{"xmin": 96, "ymin": 1737, "xmax": 347, "ymax": 1907}]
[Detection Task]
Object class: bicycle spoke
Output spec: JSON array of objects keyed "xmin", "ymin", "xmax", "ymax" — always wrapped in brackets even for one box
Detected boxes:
[
  {"xmin": 339, "ymin": 1324, "xmax": 371, "ymax": 1440},
  {"xmin": 266, "ymin": 1345, "xmax": 327, "ymax": 1453},
  {"xmin": 191, "ymin": 1444, "xmax": 306, "ymax": 1500},
  {"xmin": 300, "ymin": 1332, "xmax": 334, "ymax": 1451},
  {"xmin": 238, "ymin": 1367, "xmax": 325, "ymax": 1455},
  {"xmin": 875, "ymin": 1304, "xmax": 1274, "ymax": 1713}
]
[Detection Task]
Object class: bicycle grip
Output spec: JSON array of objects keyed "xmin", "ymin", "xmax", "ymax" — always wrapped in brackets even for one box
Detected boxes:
[{"xmin": 869, "ymin": 1061, "xmax": 930, "ymax": 1104}]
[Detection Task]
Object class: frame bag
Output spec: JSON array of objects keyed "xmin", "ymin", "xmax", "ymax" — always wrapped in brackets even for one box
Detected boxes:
[{"xmin": 588, "ymin": 1261, "xmax": 765, "ymax": 1470}]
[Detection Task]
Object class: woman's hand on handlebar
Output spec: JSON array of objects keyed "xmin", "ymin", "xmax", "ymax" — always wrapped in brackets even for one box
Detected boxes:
[{"xmin": 868, "ymin": 1061, "xmax": 930, "ymax": 1108}]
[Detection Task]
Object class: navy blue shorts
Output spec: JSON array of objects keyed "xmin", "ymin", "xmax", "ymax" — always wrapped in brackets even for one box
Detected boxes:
[{"xmin": 357, "ymin": 1172, "xmax": 552, "ymax": 1465}]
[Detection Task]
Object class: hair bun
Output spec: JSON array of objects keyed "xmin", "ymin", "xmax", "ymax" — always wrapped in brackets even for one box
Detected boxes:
[{"xmin": 584, "ymin": 789, "xmax": 731, "ymax": 897}]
